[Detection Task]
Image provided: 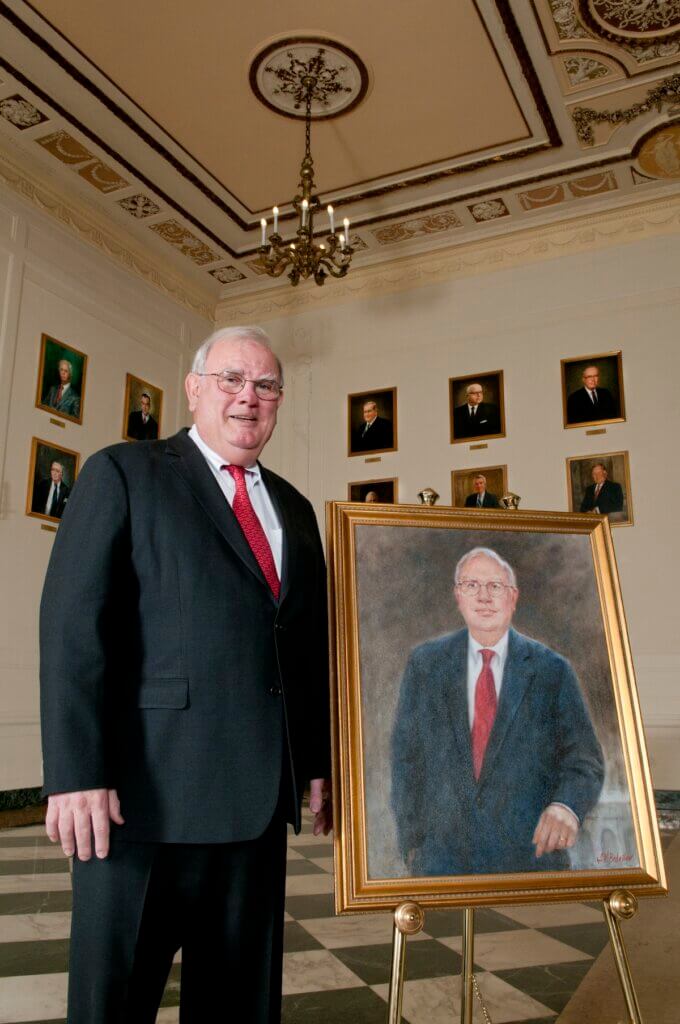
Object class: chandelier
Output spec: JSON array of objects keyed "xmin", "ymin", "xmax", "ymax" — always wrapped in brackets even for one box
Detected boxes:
[{"xmin": 257, "ymin": 49, "xmax": 357, "ymax": 287}]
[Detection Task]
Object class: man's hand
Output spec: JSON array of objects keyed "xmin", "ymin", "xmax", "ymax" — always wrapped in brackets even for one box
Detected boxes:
[
  {"xmin": 532, "ymin": 803, "xmax": 579, "ymax": 858},
  {"xmin": 309, "ymin": 778, "xmax": 332, "ymax": 836},
  {"xmin": 45, "ymin": 788, "xmax": 124, "ymax": 860}
]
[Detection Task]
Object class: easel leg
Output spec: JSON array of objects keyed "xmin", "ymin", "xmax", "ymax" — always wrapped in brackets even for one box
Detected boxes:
[
  {"xmin": 387, "ymin": 902, "xmax": 425, "ymax": 1024},
  {"xmin": 460, "ymin": 908, "xmax": 475, "ymax": 1024},
  {"xmin": 603, "ymin": 890, "xmax": 643, "ymax": 1024}
]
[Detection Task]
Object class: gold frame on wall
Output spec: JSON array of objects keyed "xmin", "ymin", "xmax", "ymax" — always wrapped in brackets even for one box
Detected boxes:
[
  {"xmin": 561, "ymin": 350, "xmax": 626, "ymax": 430},
  {"xmin": 122, "ymin": 372, "xmax": 164, "ymax": 442},
  {"xmin": 35, "ymin": 333, "xmax": 88, "ymax": 426},
  {"xmin": 347, "ymin": 478, "xmax": 398, "ymax": 504},
  {"xmin": 566, "ymin": 450, "xmax": 634, "ymax": 528},
  {"xmin": 26, "ymin": 436, "xmax": 80, "ymax": 524},
  {"xmin": 347, "ymin": 387, "xmax": 398, "ymax": 458},
  {"xmin": 327, "ymin": 501, "xmax": 665, "ymax": 913},
  {"xmin": 451, "ymin": 464, "xmax": 508, "ymax": 508},
  {"xmin": 449, "ymin": 370, "xmax": 506, "ymax": 445}
]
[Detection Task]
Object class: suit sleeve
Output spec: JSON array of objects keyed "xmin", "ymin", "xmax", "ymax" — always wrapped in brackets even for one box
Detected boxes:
[
  {"xmin": 391, "ymin": 651, "xmax": 424, "ymax": 862},
  {"xmin": 550, "ymin": 658, "xmax": 604, "ymax": 822},
  {"xmin": 40, "ymin": 451, "xmax": 130, "ymax": 795}
]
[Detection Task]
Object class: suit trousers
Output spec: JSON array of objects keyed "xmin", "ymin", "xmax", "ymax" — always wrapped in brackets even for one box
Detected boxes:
[{"xmin": 67, "ymin": 809, "xmax": 288, "ymax": 1024}]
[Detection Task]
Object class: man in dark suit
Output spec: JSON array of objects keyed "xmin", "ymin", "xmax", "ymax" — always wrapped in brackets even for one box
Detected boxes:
[
  {"xmin": 464, "ymin": 473, "xmax": 500, "ymax": 509},
  {"xmin": 32, "ymin": 460, "xmax": 70, "ymax": 519},
  {"xmin": 452, "ymin": 382, "xmax": 500, "ymax": 440},
  {"xmin": 580, "ymin": 462, "xmax": 624, "ymax": 516},
  {"xmin": 566, "ymin": 366, "xmax": 619, "ymax": 424},
  {"xmin": 40, "ymin": 326, "xmax": 331, "ymax": 1023},
  {"xmin": 126, "ymin": 392, "xmax": 159, "ymax": 440},
  {"xmin": 45, "ymin": 359, "xmax": 81, "ymax": 419},
  {"xmin": 353, "ymin": 399, "xmax": 393, "ymax": 452},
  {"xmin": 391, "ymin": 547, "xmax": 603, "ymax": 876}
]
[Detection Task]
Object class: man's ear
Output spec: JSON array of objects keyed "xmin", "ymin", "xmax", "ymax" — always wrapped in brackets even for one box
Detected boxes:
[{"xmin": 185, "ymin": 372, "xmax": 200, "ymax": 411}]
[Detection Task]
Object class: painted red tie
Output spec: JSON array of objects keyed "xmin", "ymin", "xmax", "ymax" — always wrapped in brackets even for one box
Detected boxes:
[
  {"xmin": 223, "ymin": 465, "xmax": 280, "ymax": 600},
  {"xmin": 471, "ymin": 649, "xmax": 497, "ymax": 780}
]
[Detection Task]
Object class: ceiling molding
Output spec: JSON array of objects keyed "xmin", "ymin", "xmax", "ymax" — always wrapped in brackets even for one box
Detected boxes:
[
  {"xmin": 0, "ymin": 148, "xmax": 215, "ymax": 320},
  {"xmin": 215, "ymin": 191, "xmax": 680, "ymax": 323}
]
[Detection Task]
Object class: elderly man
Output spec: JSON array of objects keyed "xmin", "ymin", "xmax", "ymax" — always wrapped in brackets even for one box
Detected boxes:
[
  {"xmin": 40, "ymin": 325, "xmax": 331, "ymax": 1023},
  {"xmin": 452, "ymin": 383, "xmax": 501, "ymax": 440},
  {"xmin": 580, "ymin": 462, "xmax": 624, "ymax": 516},
  {"xmin": 464, "ymin": 473, "xmax": 500, "ymax": 509},
  {"xmin": 45, "ymin": 359, "xmax": 81, "ymax": 418},
  {"xmin": 126, "ymin": 391, "xmax": 159, "ymax": 440},
  {"xmin": 32, "ymin": 460, "xmax": 70, "ymax": 519},
  {"xmin": 353, "ymin": 399, "xmax": 393, "ymax": 452},
  {"xmin": 391, "ymin": 546, "xmax": 603, "ymax": 875},
  {"xmin": 567, "ymin": 365, "xmax": 619, "ymax": 424}
]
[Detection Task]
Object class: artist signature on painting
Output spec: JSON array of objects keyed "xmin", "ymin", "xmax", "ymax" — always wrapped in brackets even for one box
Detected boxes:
[{"xmin": 596, "ymin": 850, "xmax": 634, "ymax": 864}]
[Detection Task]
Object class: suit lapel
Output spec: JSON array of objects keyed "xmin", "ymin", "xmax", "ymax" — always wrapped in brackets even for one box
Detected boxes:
[
  {"xmin": 478, "ymin": 629, "xmax": 533, "ymax": 787},
  {"xmin": 165, "ymin": 430, "xmax": 273, "ymax": 599},
  {"xmin": 443, "ymin": 631, "xmax": 474, "ymax": 777}
]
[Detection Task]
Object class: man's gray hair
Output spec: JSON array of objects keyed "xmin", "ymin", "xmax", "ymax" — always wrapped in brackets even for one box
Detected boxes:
[
  {"xmin": 190, "ymin": 326, "xmax": 283, "ymax": 383},
  {"xmin": 455, "ymin": 546, "xmax": 517, "ymax": 588}
]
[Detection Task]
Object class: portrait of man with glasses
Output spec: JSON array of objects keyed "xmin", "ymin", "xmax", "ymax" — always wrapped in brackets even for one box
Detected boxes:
[{"xmin": 391, "ymin": 545, "xmax": 604, "ymax": 877}]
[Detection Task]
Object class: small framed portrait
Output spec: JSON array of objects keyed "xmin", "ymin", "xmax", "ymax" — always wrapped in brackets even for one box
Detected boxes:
[
  {"xmin": 348, "ymin": 387, "xmax": 397, "ymax": 458},
  {"xmin": 35, "ymin": 334, "xmax": 87, "ymax": 424},
  {"xmin": 561, "ymin": 351, "xmax": 625, "ymax": 429},
  {"xmin": 451, "ymin": 465, "xmax": 508, "ymax": 509},
  {"xmin": 567, "ymin": 451, "xmax": 633, "ymax": 527},
  {"xmin": 348, "ymin": 478, "xmax": 397, "ymax": 504},
  {"xmin": 123, "ymin": 374, "xmax": 163, "ymax": 442},
  {"xmin": 26, "ymin": 437, "xmax": 79, "ymax": 523},
  {"xmin": 327, "ymin": 501, "xmax": 665, "ymax": 911},
  {"xmin": 449, "ymin": 370, "xmax": 505, "ymax": 445}
]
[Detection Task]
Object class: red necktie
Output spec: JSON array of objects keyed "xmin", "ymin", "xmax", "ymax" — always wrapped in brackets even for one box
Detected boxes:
[
  {"xmin": 223, "ymin": 465, "xmax": 280, "ymax": 600},
  {"xmin": 472, "ymin": 649, "xmax": 497, "ymax": 780},
  {"xmin": 56, "ymin": 385, "xmax": 63, "ymax": 402}
]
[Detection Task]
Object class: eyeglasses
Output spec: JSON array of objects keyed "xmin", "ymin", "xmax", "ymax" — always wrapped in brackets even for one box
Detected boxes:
[
  {"xmin": 456, "ymin": 579, "xmax": 515, "ymax": 598},
  {"xmin": 196, "ymin": 370, "xmax": 283, "ymax": 401}
]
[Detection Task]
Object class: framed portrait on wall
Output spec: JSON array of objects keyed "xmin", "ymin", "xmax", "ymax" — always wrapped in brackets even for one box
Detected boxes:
[
  {"xmin": 561, "ymin": 351, "xmax": 625, "ymax": 429},
  {"xmin": 348, "ymin": 478, "xmax": 397, "ymax": 504},
  {"xmin": 26, "ymin": 437, "xmax": 79, "ymax": 523},
  {"xmin": 35, "ymin": 334, "xmax": 87, "ymax": 425},
  {"xmin": 123, "ymin": 374, "xmax": 163, "ymax": 442},
  {"xmin": 449, "ymin": 370, "xmax": 505, "ymax": 445},
  {"xmin": 567, "ymin": 451, "xmax": 633, "ymax": 527},
  {"xmin": 451, "ymin": 465, "xmax": 507, "ymax": 509},
  {"xmin": 327, "ymin": 501, "xmax": 664, "ymax": 911},
  {"xmin": 348, "ymin": 387, "xmax": 397, "ymax": 458}
]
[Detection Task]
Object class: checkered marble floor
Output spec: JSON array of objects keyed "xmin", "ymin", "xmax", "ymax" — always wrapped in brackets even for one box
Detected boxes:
[{"xmin": 0, "ymin": 809, "xmax": 653, "ymax": 1023}]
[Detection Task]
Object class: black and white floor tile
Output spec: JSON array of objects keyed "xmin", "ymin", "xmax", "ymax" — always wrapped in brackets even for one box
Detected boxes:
[{"xmin": 0, "ymin": 810, "xmax": 658, "ymax": 1023}]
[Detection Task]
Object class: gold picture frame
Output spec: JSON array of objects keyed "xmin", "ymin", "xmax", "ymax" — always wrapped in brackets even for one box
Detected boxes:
[
  {"xmin": 451, "ymin": 465, "xmax": 508, "ymax": 508},
  {"xmin": 561, "ymin": 351, "xmax": 626, "ymax": 430},
  {"xmin": 449, "ymin": 370, "xmax": 506, "ymax": 445},
  {"xmin": 122, "ymin": 373, "xmax": 163, "ymax": 442},
  {"xmin": 35, "ymin": 333, "xmax": 88, "ymax": 425},
  {"xmin": 26, "ymin": 436, "xmax": 80, "ymax": 524},
  {"xmin": 327, "ymin": 501, "xmax": 664, "ymax": 912},
  {"xmin": 348, "ymin": 478, "xmax": 398, "ymax": 504},
  {"xmin": 566, "ymin": 450, "xmax": 633, "ymax": 528},
  {"xmin": 347, "ymin": 387, "xmax": 398, "ymax": 458}
]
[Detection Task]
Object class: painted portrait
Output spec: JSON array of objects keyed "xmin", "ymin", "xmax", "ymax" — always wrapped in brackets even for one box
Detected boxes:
[
  {"xmin": 567, "ymin": 451, "xmax": 633, "ymax": 527},
  {"xmin": 452, "ymin": 465, "xmax": 508, "ymax": 509},
  {"xmin": 327, "ymin": 503, "xmax": 664, "ymax": 910},
  {"xmin": 449, "ymin": 370, "xmax": 505, "ymax": 445},
  {"xmin": 123, "ymin": 374, "xmax": 163, "ymax": 442},
  {"xmin": 35, "ymin": 334, "xmax": 87, "ymax": 425},
  {"xmin": 561, "ymin": 351, "xmax": 625, "ymax": 429},
  {"xmin": 26, "ymin": 437, "xmax": 79, "ymax": 524},
  {"xmin": 348, "ymin": 478, "xmax": 397, "ymax": 504},
  {"xmin": 348, "ymin": 387, "xmax": 397, "ymax": 457}
]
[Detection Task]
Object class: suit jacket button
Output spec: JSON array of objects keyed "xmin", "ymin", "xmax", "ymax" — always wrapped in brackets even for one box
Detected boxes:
[{"xmin": 270, "ymin": 685, "xmax": 282, "ymax": 696}]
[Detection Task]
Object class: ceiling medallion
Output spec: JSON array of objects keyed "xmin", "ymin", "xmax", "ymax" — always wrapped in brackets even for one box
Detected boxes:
[
  {"xmin": 637, "ymin": 122, "xmax": 680, "ymax": 177},
  {"xmin": 250, "ymin": 39, "xmax": 369, "ymax": 286},
  {"xmin": 577, "ymin": 1, "xmax": 680, "ymax": 42}
]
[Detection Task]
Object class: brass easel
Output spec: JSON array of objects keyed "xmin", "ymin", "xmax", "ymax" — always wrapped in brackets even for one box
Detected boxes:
[{"xmin": 386, "ymin": 889, "xmax": 645, "ymax": 1024}]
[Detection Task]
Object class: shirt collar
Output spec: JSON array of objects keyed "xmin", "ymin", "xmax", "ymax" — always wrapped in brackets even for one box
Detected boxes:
[
  {"xmin": 188, "ymin": 424, "xmax": 261, "ymax": 481},
  {"xmin": 469, "ymin": 630, "xmax": 509, "ymax": 659}
]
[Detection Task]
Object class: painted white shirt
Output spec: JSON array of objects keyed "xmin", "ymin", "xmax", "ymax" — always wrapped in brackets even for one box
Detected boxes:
[{"xmin": 466, "ymin": 631, "xmax": 509, "ymax": 729}]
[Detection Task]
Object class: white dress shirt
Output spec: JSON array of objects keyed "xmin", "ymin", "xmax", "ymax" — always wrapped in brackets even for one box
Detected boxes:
[
  {"xmin": 44, "ymin": 481, "xmax": 60, "ymax": 515},
  {"xmin": 466, "ymin": 631, "xmax": 509, "ymax": 729},
  {"xmin": 188, "ymin": 424, "xmax": 283, "ymax": 577}
]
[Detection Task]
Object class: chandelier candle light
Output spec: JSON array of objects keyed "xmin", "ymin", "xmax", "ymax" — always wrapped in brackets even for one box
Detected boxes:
[{"xmin": 257, "ymin": 49, "xmax": 355, "ymax": 286}]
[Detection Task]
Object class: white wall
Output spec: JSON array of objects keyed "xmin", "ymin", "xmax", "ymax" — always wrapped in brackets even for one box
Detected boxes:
[
  {"xmin": 252, "ymin": 230, "xmax": 680, "ymax": 787},
  {"xmin": 0, "ymin": 186, "xmax": 210, "ymax": 790}
]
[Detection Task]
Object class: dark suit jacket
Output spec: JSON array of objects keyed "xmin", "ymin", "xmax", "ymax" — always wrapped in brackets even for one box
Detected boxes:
[
  {"xmin": 580, "ymin": 479, "xmax": 623, "ymax": 515},
  {"xmin": 391, "ymin": 627, "xmax": 604, "ymax": 875},
  {"xmin": 32, "ymin": 479, "xmax": 70, "ymax": 519},
  {"xmin": 464, "ymin": 491, "xmax": 500, "ymax": 509},
  {"xmin": 45, "ymin": 384, "xmax": 80, "ymax": 418},
  {"xmin": 453, "ymin": 402, "xmax": 500, "ymax": 440},
  {"xmin": 127, "ymin": 410, "xmax": 159, "ymax": 441},
  {"xmin": 352, "ymin": 416, "xmax": 393, "ymax": 453},
  {"xmin": 566, "ymin": 387, "xmax": 618, "ymax": 424},
  {"xmin": 40, "ymin": 428, "xmax": 330, "ymax": 844}
]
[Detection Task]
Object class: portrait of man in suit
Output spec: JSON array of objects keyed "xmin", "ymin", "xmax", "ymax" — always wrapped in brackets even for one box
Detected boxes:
[
  {"xmin": 450, "ymin": 372, "xmax": 505, "ymax": 444},
  {"xmin": 567, "ymin": 451, "xmax": 632, "ymax": 527},
  {"xmin": 391, "ymin": 546, "xmax": 604, "ymax": 876},
  {"xmin": 44, "ymin": 360, "xmax": 81, "ymax": 419},
  {"xmin": 562, "ymin": 353, "xmax": 625, "ymax": 429},
  {"xmin": 31, "ymin": 460, "xmax": 70, "ymax": 519},
  {"xmin": 126, "ymin": 392, "xmax": 159, "ymax": 441},
  {"xmin": 36, "ymin": 335, "xmax": 87, "ymax": 425},
  {"xmin": 580, "ymin": 462, "xmax": 624, "ymax": 516},
  {"xmin": 464, "ymin": 473, "xmax": 500, "ymax": 509},
  {"xmin": 348, "ymin": 477, "xmax": 397, "ymax": 504},
  {"xmin": 352, "ymin": 399, "xmax": 393, "ymax": 453},
  {"xmin": 40, "ymin": 325, "xmax": 331, "ymax": 1023}
]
